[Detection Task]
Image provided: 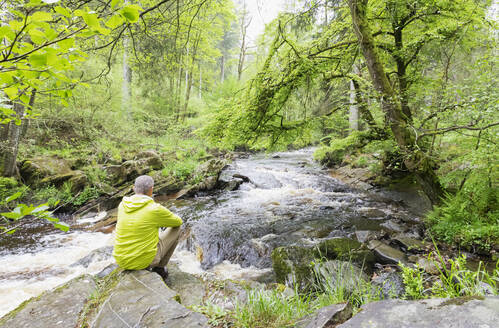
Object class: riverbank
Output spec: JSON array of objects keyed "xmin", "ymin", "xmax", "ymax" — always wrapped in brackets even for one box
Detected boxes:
[{"xmin": 1, "ymin": 149, "xmax": 497, "ymax": 327}]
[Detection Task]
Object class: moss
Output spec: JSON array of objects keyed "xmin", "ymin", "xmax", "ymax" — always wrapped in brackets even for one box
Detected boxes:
[
  {"xmin": 438, "ymin": 295, "xmax": 485, "ymax": 307},
  {"xmin": 77, "ymin": 269, "xmax": 123, "ymax": 328},
  {"xmin": 315, "ymin": 238, "xmax": 376, "ymax": 272},
  {"xmin": 271, "ymin": 246, "xmax": 315, "ymax": 287}
]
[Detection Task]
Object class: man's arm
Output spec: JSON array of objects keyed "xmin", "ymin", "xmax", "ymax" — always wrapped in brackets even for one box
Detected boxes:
[{"xmin": 152, "ymin": 204, "xmax": 183, "ymax": 227}]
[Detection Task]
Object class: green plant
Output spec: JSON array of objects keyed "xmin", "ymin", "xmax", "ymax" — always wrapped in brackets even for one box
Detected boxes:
[
  {"xmin": 192, "ymin": 301, "xmax": 231, "ymax": 327},
  {"xmin": 311, "ymin": 260, "xmax": 381, "ymax": 310},
  {"xmin": 426, "ymin": 171, "xmax": 499, "ymax": 251},
  {"xmin": 232, "ymin": 289, "xmax": 312, "ymax": 328},
  {"xmin": 399, "ymin": 263, "xmax": 425, "ymax": 300}
]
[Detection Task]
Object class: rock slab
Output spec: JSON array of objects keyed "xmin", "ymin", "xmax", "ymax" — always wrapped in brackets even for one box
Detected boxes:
[
  {"xmin": 0, "ymin": 275, "xmax": 96, "ymax": 328},
  {"xmin": 338, "ymin": 296, "xmax": 499, "ymax": 328},
  {"xmin": 91, "ymin": 270, "xmax": 208, "ymax": 328},
  {"xmin": 295, "ymin": 302, "xmax": 353, "ymax": 328}
]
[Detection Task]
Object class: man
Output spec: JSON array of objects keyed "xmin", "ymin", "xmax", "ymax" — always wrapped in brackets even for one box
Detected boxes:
[{"xmin": 113, "ymin": 175, "xmax": 183, "ymax": 279}]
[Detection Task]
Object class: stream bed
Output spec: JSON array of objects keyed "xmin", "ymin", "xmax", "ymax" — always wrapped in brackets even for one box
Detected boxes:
[{"xmin": 0, "ymin": 148, "xmax": 422, "ymax": 317}]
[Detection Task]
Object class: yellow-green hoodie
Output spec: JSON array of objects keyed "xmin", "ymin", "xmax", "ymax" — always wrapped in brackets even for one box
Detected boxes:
[{"xmin": 113, "ymin": 194, "xmax": 183, "ymax": 270}]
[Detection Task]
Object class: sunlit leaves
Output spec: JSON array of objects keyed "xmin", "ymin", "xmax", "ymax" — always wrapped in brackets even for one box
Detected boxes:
[
  {"xmin": 0, "ymin": 0, "xmax": 143, "ymax": 122},
  {"xmin": 121, "ymin": 5, "xmax": 142, "ymax": 23}
]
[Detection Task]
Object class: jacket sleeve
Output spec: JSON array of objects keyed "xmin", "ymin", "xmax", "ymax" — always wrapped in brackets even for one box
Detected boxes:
[{"xmin": 151, "ymin": 204, "xmax": 183, "ymax": 227}]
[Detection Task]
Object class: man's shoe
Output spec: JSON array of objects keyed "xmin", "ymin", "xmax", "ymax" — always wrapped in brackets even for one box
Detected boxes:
[{"xmin": 151, "ymin": 266, "xmax": 168, "ymax": 281}]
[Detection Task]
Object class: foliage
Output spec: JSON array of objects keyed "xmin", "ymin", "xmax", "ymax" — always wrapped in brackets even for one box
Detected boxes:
[
  {"xmin": 314, "ymin": 131, "xmax": 370, "ymax": 166},
  {"xmin": 0, "ymin": 191, "xmax": 68, "ymax": 235},
  {"xmin": 426, "ymin": 172, "xmax": 499, "ymax": 251},
  {"xmin": 399, "ymin": 253, "xmax": 498, "ymax": 300}
]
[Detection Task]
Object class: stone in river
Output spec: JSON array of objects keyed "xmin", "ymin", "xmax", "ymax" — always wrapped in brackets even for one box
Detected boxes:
[
  {"xmin": 338, "ymin": 296, "xmax": 499, "ymax": 328},
  {"xmin": 0, "ymin": 275, "xmax": 96, "ymax": 328},
  {"xmin": 393, "ymin": 234, "xmax": 428, "ymax": 252},
  {"xmin": 368, "ymin": 240, "xmax": 407, "ymax": 265},
  {"xmin": 379, "ymin": 220, "xmax": 406, "ymax": 233}
]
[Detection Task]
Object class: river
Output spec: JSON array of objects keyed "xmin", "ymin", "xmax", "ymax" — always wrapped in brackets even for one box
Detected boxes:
[{"xmin": 0, "ymin": 148, "xmax": 420, "ymax": 317}]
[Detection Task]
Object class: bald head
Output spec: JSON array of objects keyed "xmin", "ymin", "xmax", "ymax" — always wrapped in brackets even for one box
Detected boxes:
[{"xmin": 134, "ymin": 175, "xmax": 154, "ymax": 196}]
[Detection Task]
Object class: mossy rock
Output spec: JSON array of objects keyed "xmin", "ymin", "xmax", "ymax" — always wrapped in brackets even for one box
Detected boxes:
[
  {"xmin": 271, "ymin": 245, "xmax": 315, "ymax": 289},
  {"xmin": 315, "ymin": 237, "xmax": 376, "ymax": 272},
  {"xmin": 20, "ymin": 157, "xmax": 72, "ymax": 185}
]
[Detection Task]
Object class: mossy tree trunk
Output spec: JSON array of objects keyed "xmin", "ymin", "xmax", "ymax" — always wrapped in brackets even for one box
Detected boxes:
[{"xmin": 348, "ymin": 0, "xmax": 443, "ymax": 205}]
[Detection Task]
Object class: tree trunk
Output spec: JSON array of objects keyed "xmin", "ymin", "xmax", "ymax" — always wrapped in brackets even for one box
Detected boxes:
[
  {"xmin": 348, "ymin": 0, "xmax": 443, "ymax": 204},
  {"xmin": 122, "ymin": 35, "xmax": 132, "ymax": 120},
  {"xmin": 349, "ymin": 77, "xmax": 359, "ymax": 131},
  {"xmin": 1, "ymin": 102, "xmax": 24, "ymax": 177},
  {"xmin": 220, "ymin": 55, "xmax": 225, "ymax": 83}
]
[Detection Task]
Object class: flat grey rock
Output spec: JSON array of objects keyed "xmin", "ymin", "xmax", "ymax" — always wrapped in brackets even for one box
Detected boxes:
[
  {"xmin": 295, "ymin": 302, "xmax": 352, "ymax": 328},
  {"xmin": 91, "ymin": 270, "xmax": 208, "ymax": 328},
  {"xmin": 368, "ymin": 240, "xmax": 407, "ymax": 265},
  {"xmin": 338, "ymin": 297, "xmax": 499, "ymax": 328},
  {"xmin": 165, "ymin": 263, "xmax": 206, "ymax": 307},
  {"xmin": 0, "ymin": 275, "xmax": 96, "ymax": 328}
]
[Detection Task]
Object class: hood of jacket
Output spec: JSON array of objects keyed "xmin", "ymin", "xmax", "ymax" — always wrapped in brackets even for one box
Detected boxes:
[{"xmin": 121, "ymin": 194, "xmax": 154, "ymax": 213}]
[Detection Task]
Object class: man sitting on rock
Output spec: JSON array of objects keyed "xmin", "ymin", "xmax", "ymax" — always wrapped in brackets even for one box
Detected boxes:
[{"xmin": 113, "ymin": 175, "xmax": 183, "ymax": 280}]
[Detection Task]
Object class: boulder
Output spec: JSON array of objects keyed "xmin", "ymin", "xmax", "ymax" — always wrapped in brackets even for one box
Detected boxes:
[
  {"xmin": 165, "ymin": 263, "xmax": 206, "ymax": 307},
  {"xmin": 338, "ymin": 296, "xmax": 499, "ymax": 328},
  {"xmin": 354, "ymin": 230, "xmax": 383, "ymax": 243},
  {"xmin": 20, "ymin": 157, "xmax": 72, "ymax": 185},
  {"xmin": 91, "ymin": 270, "xmax": 208, "ymax": 328},
  {"xmin": 371, "ymin": 271, "xmax": 405, "ymax": 299},
  {"xmin": 393, "ymin": 234, "xmax": 428, "ymax": 252},
  {"xmin": 368, "ymin": 240, "xmax": 407, "ymax": 265},
  {"xmin": 295, "ymin": 302, "xmax": 353, "ymax": 328},
  {"xmin": 380, "ymin": 220, "xmax": 406, "ymax": 234},
  {"xmin": 316, "ymin": 238, "xmax": 376, "ymax": 271},
  {"xmin": 0, "ymin": 275, "xmax": 96, "ymax": 328},
  {"xmin": 70, "ymin": 246, "xmax": 114, "ymax": 268},
  {"xmin": 271, "ymin": 245, "xmax": 315, "ymax": 288}
]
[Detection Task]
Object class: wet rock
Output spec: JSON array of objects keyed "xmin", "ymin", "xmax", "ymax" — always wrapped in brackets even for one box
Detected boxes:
[
  {"xmin": 379, "ymin": 220, "xmax": 406, "ymax": 233},
  {"xmin": 224, "ymin": 178, "xmax": 243, "ymax": 191},
  {"xmin": 194, "ymin": 159, "xmax": 227, "ymax": 179},
  {"xmin": 271, "ymin": 245, "xmax": 315, "ymax": 288},
  {"xmin": 165, "ymin": 263, "xmax": 206, "ymax": 307},
  {"xmin": 393, "ymin": 234, "xmax": 428, "ymax": 252},
  {"xmin": 358, "ymin": 207, "xmax": 386, "ymax": 218},
  {"xmin": 91, "ymin": 270, "xmax": 208, "ymax": 328},
  {"xmin": 372, "ymin": 271, "xmax": 405, "ymax": 299},
  {"xmin": 70, "ymin": 246, "xmax": 113, "ymax": 268},
  {"xmin": 368, "ymin": 240, "xmax": 407, "ymax": 265},
  {"xmin": 295, "ymin": 302, "xmax": 353, "ymax": 328},
  {"xmin": 338, "ymin": 296, "xmax": 499, "ymax": 328},
  {"xmin": 0, "ymin": 275, "xmax": 96, "ymax": 328},
  {"xmin": 316, "ymin": 238, "xmax": 376, "ymax": 271},
  {"xmin": 233, "ymin": 173, "xmax": 250, "ymax": 182},
  {"xmin": 354, "ymin": 230, "xmax": 383, "ymax": 243}
]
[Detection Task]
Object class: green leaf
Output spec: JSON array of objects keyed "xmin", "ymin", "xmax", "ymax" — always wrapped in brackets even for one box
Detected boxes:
[
  {"xmin": 28, "ymin": 53, "xmax": 47, "ymax": 67},
  {"xmin": 111, "ymin": 0, "xmax": 122, "ymax": 9},
  {"xmin": 57, "ymin": 38, "xmax": 74, "ymax": 51},
  {"xmin": 54, "ymin": 6, "xmax": 71, "ymax": 18},
  {"xmin": 53, "ymin": 222, "xmax": 70, "ymax": 232},
  {"xmin": 105, "ymin": 15, "xmax": 124, "ymax": 29},
  {"xmin": 121, "ymin": 6, "xmax": 140, "ymax": 23},
  {"xmin": 31, "ymin": 11, "xmax": 53, "ymax": 22},
  {"xmin": 82, "ymin": 12, "xmax": 99, "ymax": 29},
  {"xmin": 4, "ymin": 87, "xmax": 18, "ymax": 100},
  {"xmin": 28, "ymin": 28, "xmax": 46, "ymax": 44},
  {"xmin": 5, "ymin": 192, "xmax": 22, "ymax": 203},
  {"xmin": 9, "ymin": 20, "xmax": 24, "ymax": 31}
]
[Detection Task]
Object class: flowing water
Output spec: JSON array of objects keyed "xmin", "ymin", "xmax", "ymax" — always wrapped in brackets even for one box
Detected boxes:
[{"xmin": 0, "ymin": 148, "xmax": 420, "ymax": 317}]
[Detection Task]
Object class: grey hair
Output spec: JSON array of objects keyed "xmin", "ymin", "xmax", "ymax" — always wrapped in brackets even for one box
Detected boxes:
[{"xmin": 134, "ymin": 175, "xmax": 154, "ymax": 195}]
